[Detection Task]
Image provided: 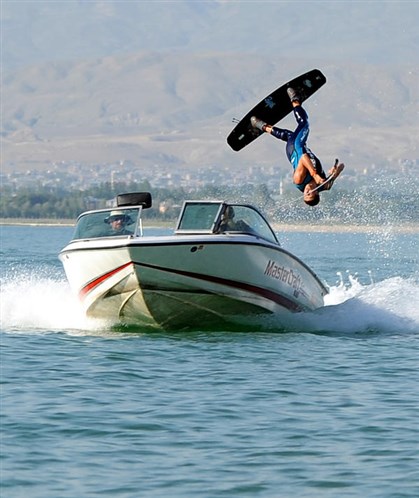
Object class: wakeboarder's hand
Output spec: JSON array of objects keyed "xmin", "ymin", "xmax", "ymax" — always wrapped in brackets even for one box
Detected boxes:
[{"xmin": 313, "ymin": 174, "xmax": 324, "ymax": 185}]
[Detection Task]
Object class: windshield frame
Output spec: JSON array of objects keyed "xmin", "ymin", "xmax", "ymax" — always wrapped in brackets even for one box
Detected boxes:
[{"xmin": 175, "ymin": 201, "xmax": 279, "ymax": 244}]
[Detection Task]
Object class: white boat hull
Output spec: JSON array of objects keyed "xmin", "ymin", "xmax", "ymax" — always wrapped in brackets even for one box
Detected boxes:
[{"xmin": 60, "ymin": 234, "xmax": 327, "ymax": 330}]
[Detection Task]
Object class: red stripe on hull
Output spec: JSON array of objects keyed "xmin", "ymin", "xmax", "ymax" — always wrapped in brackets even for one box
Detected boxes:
[{"xmin": 79, "ymin": 262, "xmax": 133, "ymax": 300}]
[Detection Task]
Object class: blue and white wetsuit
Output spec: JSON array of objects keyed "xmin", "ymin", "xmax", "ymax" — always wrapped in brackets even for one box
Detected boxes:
[{"xmin": 270, "ymin": 105, "xmax": 325, "ymax": 192}]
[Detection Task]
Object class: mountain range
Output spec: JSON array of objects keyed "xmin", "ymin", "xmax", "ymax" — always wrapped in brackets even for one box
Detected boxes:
[{"xmin": 2, "ymin": 1, "xmax": 418, "ymax": 175}]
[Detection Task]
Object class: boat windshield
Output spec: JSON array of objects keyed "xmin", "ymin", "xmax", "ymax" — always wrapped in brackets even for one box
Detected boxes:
[
  {"xmin": 218, "ymin": 204, "xmax": 278, "ymax": 243},
  {"xmin": 176, "ymin": 202, "xmax": 223, "ymax": 233},
  {"xmin": 176, "ymin": 201, "xmax": 278, "ymax": 244},
  {"xmin": 72, "ymin": 207, "xmax": 140, "ymax": 240}
]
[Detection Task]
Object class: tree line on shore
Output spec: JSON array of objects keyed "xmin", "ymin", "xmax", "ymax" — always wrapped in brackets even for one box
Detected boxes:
[{"xmin": 0, "ymin": 180, "xmax": 416, "ymax": 225}]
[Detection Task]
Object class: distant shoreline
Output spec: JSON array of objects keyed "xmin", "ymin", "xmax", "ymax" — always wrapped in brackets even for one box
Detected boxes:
[
  {"xmin": 1, "ymin": 218, "xmax": 418, "ymax": 234},
  {"xmin": 0, "ymin": 219, "xmax": 75, "ymax": 227}
]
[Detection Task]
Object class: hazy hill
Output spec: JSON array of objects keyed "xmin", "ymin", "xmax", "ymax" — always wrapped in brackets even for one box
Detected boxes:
[
  {"xmin": 1, "ymin": 1, "xmax": 418, "ymax": 175},
  {"xmin": 2, "ymin": 53, "xmax": 417, "ymax": 174}
]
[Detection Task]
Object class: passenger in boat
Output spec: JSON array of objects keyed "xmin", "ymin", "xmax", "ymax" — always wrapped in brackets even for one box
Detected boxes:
[
  {"xmin": 251, "ymin": 87, "xmax": 344, "ymax": 206},
  {"xmin": 219, "ymin": 206, "xmax": 252, "ymax": 233},
  {"xmin": 105, "ymin": 211, "xmax": 133, "ymax": 235}
]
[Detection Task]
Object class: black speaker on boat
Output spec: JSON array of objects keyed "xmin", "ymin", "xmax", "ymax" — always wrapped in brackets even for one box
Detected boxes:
[{"xmin": 117, "ymin": 192, "xmax": 152, "ymax": 208}]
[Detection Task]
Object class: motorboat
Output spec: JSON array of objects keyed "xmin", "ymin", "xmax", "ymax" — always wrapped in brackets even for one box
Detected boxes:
[{"xmin": 59, "ymin": 192, "xmax": 328, "ymax": 330}]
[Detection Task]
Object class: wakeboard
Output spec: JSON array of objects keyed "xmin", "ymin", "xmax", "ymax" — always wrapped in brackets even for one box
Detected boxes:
[
  {"xmin": 309, "ymin": 162, "xmax": 345, "ymax": 194},
  {"xmin": 227, "ymin": 69, "xmax": 326, "ymax": 152}
]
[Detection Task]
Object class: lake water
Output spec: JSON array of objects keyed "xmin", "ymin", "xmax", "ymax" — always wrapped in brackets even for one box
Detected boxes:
[{"xmin": 1, "ymin": 224, "xmax": 418, "ymax": 497}]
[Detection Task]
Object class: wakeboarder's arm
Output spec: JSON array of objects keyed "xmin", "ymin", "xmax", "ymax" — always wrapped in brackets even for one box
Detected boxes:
[{"xmin": 299, "ymin": 154, "xmax": 324, "ymax": 184}]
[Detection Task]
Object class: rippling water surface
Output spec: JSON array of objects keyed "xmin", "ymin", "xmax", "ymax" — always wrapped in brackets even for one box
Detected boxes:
[{"xmin": 1, "ymin": 225, "xmax": 418, "ymax": 497}]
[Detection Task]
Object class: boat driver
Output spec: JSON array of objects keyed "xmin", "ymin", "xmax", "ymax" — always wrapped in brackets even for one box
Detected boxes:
[
  {"xmin": 219, "ymin": 206, "xmax": 252, "ymax": 233},
  {"xmin": 105, "ymin": 211, "xmax": 133, "ymax": 235}
]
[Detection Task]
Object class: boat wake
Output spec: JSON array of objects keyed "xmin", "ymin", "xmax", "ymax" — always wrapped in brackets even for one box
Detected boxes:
[
  {"xmin": 1, "ymin": 271, "xmax": 418, "ymax": 335},
  {"xmin": 279, "ymin": 273, "xmax": 419, "ymax": 335},
  {"xmin": 0, "ymin": 272, "xmax": 109, "ymax": 334}
]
